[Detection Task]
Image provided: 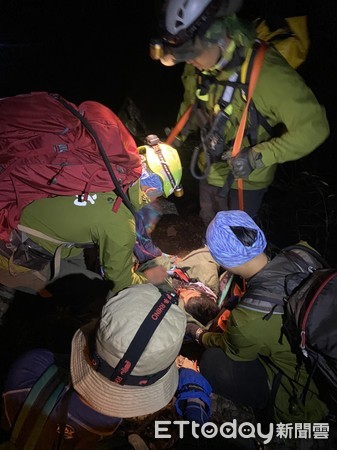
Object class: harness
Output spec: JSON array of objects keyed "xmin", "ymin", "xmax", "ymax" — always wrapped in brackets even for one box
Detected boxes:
[{"xmin": 190, "ymin": 41, "xmax": 273, "ymax": 181}]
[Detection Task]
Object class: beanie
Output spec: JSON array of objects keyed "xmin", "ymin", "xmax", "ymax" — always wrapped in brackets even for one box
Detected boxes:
[{"xmin": 206, "ymin": 210, "xmax": 267, "ymax": 268}]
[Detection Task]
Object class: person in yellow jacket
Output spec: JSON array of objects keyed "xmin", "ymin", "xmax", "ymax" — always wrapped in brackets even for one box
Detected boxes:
[{"xmin": 152, "ymin": 0, "xmax": 330, "ymax": 226}]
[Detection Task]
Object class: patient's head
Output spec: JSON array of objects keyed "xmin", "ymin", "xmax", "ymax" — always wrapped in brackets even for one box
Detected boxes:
[{"xmin": 179, "ymin": 288, "xmax": 220, "ymax": 326}]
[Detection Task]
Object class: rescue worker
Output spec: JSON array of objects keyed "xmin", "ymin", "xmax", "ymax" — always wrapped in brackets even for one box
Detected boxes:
[
  {"xmin": 0, "ymin": 140, "xmax": 183, "ymax": 295},
  {"xmin": 152, "ymin": 0, "xmax": 330, "ymax": 226},
  {"xmin": 186, "ymin": 210, "xmax": 328, "ymax": 425}
]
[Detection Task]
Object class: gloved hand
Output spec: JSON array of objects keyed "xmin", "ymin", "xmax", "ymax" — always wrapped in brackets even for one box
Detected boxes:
[
  {"xmin": 185, "ymin": 323, "xmax": 206, "ymax": 344},
  {"xmin": 143, "ymin": 265, "xmax": 167, "ymax": 284},
  {"xmin": 175, "ymin": 368, "xmax": 212, "ymax": 424},
  {"xmin": 229, "ymin": 147, "xmax": 264, "ymax": 179}
]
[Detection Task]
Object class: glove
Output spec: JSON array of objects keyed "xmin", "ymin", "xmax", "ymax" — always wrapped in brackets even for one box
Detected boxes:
[
  {"xmin": 229, "ymin": 147, "xmax": 264, "ymax": 179},
  {"xmin": 175, "ymin": 368, "xmax": 212, "ymax": 424},
  {"xmin": 143, "ymin": 265, "xmax": 168, "ymax": 285},
  {"xmin": 185, "ymin": 323, "xmax": 206, "ymax": 344}
]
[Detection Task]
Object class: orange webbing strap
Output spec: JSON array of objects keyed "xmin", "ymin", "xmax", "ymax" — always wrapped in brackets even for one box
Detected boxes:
[
  {"xmin": 215, "ymin": 280, "xmax": 247, "ymax": 331},
  {"xmin": 217, "ymin": 309, "xmax": 231, "ymax": 331},
  {"xmin": 231, "ymin": 42, "xmax": 267, "ymax": 210},
  {"xmin": 166, "ymin": 104, "xmax": 193, "ymax": 145},
  {"xmin": 233, "ymin": 280, "xmax": 246, "ymax": 298}
]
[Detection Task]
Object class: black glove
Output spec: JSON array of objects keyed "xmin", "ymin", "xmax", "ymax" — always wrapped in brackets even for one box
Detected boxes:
[
  {"xmin": 185, "ymin": 323, "xmax": 206, "ymax": 344},
  {"xmin": 229, "ymin": 147, "xmax": 264, "ymax": 179}
]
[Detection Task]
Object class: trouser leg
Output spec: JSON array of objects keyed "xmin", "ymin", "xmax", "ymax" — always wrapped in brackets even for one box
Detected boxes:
[
  {"xmin": 199, "ymin": 179, "xmax": 267, "ymax": 227},
  {"xmin": 228, "ymin": 188, "xmax": 267, "ymax": 219},
  {"xmin": 199, "ymin": 180, "xmax": 228, "ymax": 227},
  {"xmin": 199, "ymin": 347, "xmax": 270, "ymax": 411}
]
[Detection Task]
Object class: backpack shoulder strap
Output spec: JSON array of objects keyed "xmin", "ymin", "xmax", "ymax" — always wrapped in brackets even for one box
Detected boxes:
[
  {"xmin": 241, "ymin": 245, "xmax": 328, "ymax": 318},
  {"xmin": 16, "ymin": 224, "xmax": 93, "ymax": 281},
  {"xmin": 240, "ymin": 42, "xmax": 259, "ymax": 89},
  {"xmin": 9, "ymin": 364, "xmax": 68, "ymax": 450},
  {"xmin": 281, "ymin": 243, "xmax": 330, "ymax": 269}
]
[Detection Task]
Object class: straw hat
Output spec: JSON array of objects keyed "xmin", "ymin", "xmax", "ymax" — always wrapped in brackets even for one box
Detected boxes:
[{"xmin": 70, "ymin": 284, "xmax": 186, "ymax": 418}]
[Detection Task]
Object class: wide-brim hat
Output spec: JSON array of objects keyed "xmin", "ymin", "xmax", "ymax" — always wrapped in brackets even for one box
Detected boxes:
[{"xmin": 70, "ymin": 284, "xmax": 186, "ymax": 418}]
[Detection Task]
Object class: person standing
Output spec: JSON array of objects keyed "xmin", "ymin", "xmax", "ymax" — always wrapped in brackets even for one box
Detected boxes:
[{"xmin": 152, "ymin": 0, "xmax": 329, "ymax": 226}]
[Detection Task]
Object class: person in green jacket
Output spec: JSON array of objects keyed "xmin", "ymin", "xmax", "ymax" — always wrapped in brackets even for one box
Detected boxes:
[
  {"xmin": 0, "ymin": 142, "xmax": 182, "ymax": 295},
  {"xmin": 152, "ymin": 0, "xmax": 330, "ymax": 226},
  {"xmin": 186, "ymin": 210, "xmax": 328, "ymax": 425}
]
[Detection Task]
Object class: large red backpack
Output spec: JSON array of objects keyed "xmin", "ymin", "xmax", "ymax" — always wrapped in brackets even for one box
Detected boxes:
[{"xmin": 0, "ymin": 92, "xmax": 142, "ymax": 242}]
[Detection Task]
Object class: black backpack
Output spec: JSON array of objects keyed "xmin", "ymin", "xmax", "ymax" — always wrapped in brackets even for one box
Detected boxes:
[
  {"xmin": 241, "ymin": 244, "xmax": 337, "ymax": 414},
  {"xmin": 254, "ymin": 244, "xmax": 337, "ymax": 412},
  {"xmin": 282, "ymin": 265, "xmax": 337, "ymax": 412},
  {"xmin": 0, "ymin": 364, "xmax": 70, "ymax": 450}
]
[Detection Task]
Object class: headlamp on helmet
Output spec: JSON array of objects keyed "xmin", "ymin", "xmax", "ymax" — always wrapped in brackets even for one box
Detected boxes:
[
  {"xmin": 150, "ymin": 0, "xmax": 220, "ymax": 65},
  {"xmin": 150, "ymin": 0, "xmax": 244, "ymax": 66},
  {"xmin": 138, "ymin": 135, "xmax": 183, "ymax": 198},
  {"xmin": 150, "ymin": 0, "xmax": 221, "ymax": 64},
  {"xmin": 149, "ymin": 37, "xmax": 204, "ymax": 66}
]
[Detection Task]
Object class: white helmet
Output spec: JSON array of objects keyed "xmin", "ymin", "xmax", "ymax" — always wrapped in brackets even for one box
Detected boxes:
[{"xmin": 162, "ymin": 0, "xmax": 243, "ymax": 46}]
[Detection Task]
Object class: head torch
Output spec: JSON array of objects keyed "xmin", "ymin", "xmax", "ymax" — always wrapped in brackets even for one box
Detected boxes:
[
  {"xmin": 149, "ymin": 39, "xmax": 165, "ymax": 61},
  {"xmin": 149, "ymin": 38, "xmax": 204, "ymax": 66}
]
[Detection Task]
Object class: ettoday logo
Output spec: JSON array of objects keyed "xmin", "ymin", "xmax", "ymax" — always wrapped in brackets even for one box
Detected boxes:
[
  {"xmin": 155, "ymin": 419, "xmax": 274, "ymax": 444},
  {"xmin": 155, "ymin": 420, "xmax": 330, "ymax": 443}
]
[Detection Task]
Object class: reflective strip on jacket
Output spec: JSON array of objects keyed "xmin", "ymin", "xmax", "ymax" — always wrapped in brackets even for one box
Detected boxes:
[{"xmin": 178, "ymin": 45, "xmax": 330, "ymax": 189}]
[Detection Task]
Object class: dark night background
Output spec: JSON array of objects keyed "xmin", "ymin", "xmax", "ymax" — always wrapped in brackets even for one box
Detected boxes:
[
  {"xmin": 1, "ymin": 0, "xmax": 337, "ymax": 262},
  {"xmin": 1, "ymin": 1, "xmax": 337, "ymax": 440}
]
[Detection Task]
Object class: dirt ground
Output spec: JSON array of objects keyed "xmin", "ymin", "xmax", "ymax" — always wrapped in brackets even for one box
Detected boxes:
[{"xmin": 151, "ymin": 212, "xmax": 206, "ymax": 258}]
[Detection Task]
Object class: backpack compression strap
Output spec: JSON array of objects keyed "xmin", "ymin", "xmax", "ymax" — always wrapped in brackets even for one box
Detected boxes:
[
  {"xmin": 9, "ymin": 364, "xmax": 68, "ymax": 450},
  {"xmin": 52, "ymin": 94, "xmax": 137, "ymax": 217},
  {"xmin": 16, "ymin": 224, "xmax": 93, "ymax": 281}
]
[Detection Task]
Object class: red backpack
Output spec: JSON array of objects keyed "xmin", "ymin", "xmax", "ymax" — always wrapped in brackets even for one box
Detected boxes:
[{"xmin": 0, "ymin": 92, "xmax": 142, "ymax": 242}]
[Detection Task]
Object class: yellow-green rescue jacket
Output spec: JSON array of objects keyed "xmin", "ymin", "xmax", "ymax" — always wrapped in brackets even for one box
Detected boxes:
[
  {"xmin": 178, "ymin": 44, "xmax": 329, "ymax": 190},
  {"xmin": 19, "ymin": 181, "xmax": 148, "ymax": 293}
]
